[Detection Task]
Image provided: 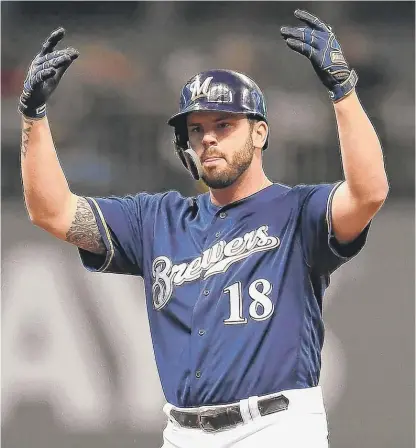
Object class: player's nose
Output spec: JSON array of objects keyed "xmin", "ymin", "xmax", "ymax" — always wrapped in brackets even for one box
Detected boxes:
[{"xmin": 201, "ymin": 131, "xmax": 218, "ymax": 148}]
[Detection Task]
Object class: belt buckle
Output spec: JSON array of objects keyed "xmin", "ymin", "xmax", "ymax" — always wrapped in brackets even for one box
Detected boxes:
[{"xmin": 198, "ymin": 408, "xmax": 220, "ymax": 433}]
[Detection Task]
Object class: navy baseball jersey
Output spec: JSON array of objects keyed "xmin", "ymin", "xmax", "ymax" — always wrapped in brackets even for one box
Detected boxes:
[{"xmin": 79, "ymin": 182, "xmax": 369, "ymax": 407}]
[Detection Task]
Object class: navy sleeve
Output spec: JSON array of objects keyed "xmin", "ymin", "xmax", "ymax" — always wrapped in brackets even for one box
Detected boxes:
[
  {"xmin": 300, "ymin": 182, "xmax": 371, "ymax": 274},
  {"xmin": 78, "ymin": 194, "xmax": 153, "ymax": 276}
]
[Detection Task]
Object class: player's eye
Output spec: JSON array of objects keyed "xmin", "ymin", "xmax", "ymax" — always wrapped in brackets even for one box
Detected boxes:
[
  {"xmin": 189, "ymin": 126, "xmax": 201, "ymax": 133},
  {"xmin": 217, "ymin": 122, "xmax": 231, "ymax": 129}
]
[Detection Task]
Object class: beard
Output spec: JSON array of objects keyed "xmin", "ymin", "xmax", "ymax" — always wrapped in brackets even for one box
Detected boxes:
[{"xmin": 201, "ymin": 134, "xmax": 255, "ymax": 189}]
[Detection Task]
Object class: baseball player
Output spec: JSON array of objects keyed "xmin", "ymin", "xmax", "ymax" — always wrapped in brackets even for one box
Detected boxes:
[{"xmin": 19, "ymin": 10, "xmax": 388, "ymax": 448}]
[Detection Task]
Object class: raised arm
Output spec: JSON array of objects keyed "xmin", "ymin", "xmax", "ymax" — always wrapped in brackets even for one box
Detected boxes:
[
  {"xmin": 330, "ymin": 91, "xmax": 388, "ymax": 242},
  {"xmin": 19, "ymin": 28, "xmax": 105, "ymax": 255},
  {"xmin": 281, "ymin": 10, "xmax": 389, "ymax": 243}
]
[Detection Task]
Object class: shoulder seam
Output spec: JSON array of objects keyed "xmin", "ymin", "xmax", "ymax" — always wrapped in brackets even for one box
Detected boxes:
[{"xmin": 87, "ymin": 197, "xmax": 115, "ymax": 272}]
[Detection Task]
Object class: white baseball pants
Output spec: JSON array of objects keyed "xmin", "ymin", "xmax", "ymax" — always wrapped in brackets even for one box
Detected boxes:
[{"xmin": 161, "ymin": 386, "xmax": 329, "ymax": 448}]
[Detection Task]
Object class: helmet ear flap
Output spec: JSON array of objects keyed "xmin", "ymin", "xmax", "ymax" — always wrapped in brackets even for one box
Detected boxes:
[
  {"xmin": 175, "ymin": 143, "xmax": 189, "ymax": 168},
  {"xmin": 173, "ymin": 126, "xmax": 190, "ymax": 169},
  {"xmin": 173, "ymin": 127, "xmax": 202, "ymax": 181},
  {"xmin": 174, "ymin": 134, "xmax": 190, "ymax": 172},
  {"xmin": 173, "ymin": 125, "xmax": 189, "ymax": 152}
]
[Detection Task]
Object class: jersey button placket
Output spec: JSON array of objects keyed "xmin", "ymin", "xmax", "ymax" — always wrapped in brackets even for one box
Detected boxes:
[{"xmin": 190, "ymin": 284, "xmax": 211, "ymax": 394}]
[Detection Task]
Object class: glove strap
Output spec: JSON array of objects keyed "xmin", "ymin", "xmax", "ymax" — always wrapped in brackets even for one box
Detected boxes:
[
  {"xmin": 329, "ymin": 69, "xmax": 358, "ymax": 103},
  {"xmin": 18, "ymin": 91, "xmax": 47, "ymax": 119}
]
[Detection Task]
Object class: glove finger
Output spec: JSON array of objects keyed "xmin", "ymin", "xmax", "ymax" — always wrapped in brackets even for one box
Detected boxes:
[
  {"xmin": 50, "ymin": 56, "xmax": 70, "ymax": 69},
  {"xmin": 39, "ymin": 27, "xmax": 66, "ymax": 56},
  {"xmin": 281, "ymin": 27, "xmax": 320, "ymax": 50},
  {"xmin": 36, "ymin": 49, "xmax": 66, "ymax": 65},
  {"xmin": 285, "ymin": 38, "xmax": 313, "ymax": 59},
  {"xmin": 30, "ymin": 68, "xmax": 56, "ymax": 87},
  {"xmin": 40, "ymin": 68, "xmax": 57, "ymax": 82},
  {"xmin": 50, "ymin": 52, "xmax": 78, "ymax": 69},
  {"xmin": 294, "ymin": 9, "xmax": 331, "ymax": 33},
  {"xmin": 280, "ymin": 26, "xmax": 307, "ymax": 40},
  {"xmin": 66, "ymin": 47, "xmax": 79, "ymax": 58},
  {"xmin": 54, "ymin": 57, "xmax": 77, "ymax": 82}
]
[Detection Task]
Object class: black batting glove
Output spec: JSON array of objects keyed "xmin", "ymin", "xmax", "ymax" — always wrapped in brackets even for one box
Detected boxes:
[
  {"xmin": 18, "ymin": 28, "xmax": 79, "ymax": 119},
  {"xmin": 281, "ymin": 9, "xmax": 358, "ymax": 102}
]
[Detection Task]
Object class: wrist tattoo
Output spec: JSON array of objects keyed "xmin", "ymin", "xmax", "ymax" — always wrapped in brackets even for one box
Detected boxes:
[
  {"xmin": 66, "ymin": 197, "xmax": 106, "ymax": 255},
  {"xmin": 21, "ymin": 117, "xmax": 34, "ymax": 158}
]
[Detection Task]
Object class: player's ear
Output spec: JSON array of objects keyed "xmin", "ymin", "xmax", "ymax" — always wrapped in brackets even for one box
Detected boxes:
[{"xmin": 252, "ymin": 120, "xmax": 268, "ymax": 150}]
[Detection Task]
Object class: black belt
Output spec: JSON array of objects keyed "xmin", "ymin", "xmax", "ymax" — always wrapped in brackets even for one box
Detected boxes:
[{"xmin": 170, "ymin": 394, "xmax": 289, "ymax": 433}]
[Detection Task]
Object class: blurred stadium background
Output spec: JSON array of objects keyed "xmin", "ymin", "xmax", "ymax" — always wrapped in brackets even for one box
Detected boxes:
[{"xmin": 1, "ymin": 2, "xmax": 414, "ymax": 448}]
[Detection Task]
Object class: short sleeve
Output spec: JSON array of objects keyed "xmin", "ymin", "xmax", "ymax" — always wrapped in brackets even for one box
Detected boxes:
[
  {"xmin": 78, "ymin": 194, "xmax": 153, "ymax": 276},
  {"xmin": 300, "ymin": 182, "xmax": 371, "ymax": 274}
]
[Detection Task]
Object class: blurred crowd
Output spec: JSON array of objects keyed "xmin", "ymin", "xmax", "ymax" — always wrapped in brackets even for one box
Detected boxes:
[
  {"xmin": 2, "ymin": 2, "xmax": 414, "ymax": 199},
  {"xmin": 1, "ymin": 5, "xmax": 414, "ymax": 448}
]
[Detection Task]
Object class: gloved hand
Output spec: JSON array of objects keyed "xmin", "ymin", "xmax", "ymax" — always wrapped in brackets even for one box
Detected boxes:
[
  {"xmin": 18, "ymin": 28, "xmax": 79, "ymax": 119},
  {"xmin": 281, "ymin": 9, "xmax": 358, "ymax": 102}
]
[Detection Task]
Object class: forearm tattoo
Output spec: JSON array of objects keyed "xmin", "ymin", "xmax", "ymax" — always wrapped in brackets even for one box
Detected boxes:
[
  {"xmin": 66, "ymin": 197, "xmax": 106, "ymax": 255},
  {"xmin": 21, "ymin": 117, "xmax": 34, "ymax": 158}
]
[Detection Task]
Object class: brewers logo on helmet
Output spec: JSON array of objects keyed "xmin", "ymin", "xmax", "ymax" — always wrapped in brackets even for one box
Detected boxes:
[{"xmin": 168, "ymin": 69, "xmax": 269, "ymax": 180}]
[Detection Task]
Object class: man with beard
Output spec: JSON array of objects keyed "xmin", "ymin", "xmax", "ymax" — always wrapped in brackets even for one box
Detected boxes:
[{"xmin": 19, "ymin": 10, "xmax": 388, "ymax": 448}]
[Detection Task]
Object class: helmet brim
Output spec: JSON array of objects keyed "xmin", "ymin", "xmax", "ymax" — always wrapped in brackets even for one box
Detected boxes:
[{"xmin": 167, "ymin": 102, "xmax": 266, "ymax": 128}]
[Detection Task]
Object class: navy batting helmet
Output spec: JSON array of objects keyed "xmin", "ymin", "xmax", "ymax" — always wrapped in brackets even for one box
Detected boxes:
[{"xmin": 168, "ymin": 69, "xmax": 269, "ymax": 180}]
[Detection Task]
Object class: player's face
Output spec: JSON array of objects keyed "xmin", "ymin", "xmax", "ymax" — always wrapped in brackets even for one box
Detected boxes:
[{"xmin": 186, "ymin": 112, "xmax": 256, "ymax": 189}]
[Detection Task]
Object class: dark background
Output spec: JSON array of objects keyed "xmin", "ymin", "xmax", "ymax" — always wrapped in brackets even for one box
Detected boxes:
[{"xmin": 2, "ymin": 2, "xmax": 414, "ymax": 448}]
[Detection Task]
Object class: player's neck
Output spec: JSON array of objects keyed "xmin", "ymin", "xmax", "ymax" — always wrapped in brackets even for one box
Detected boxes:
[{"xmin": 209, "ymin": 167, "xmax": 272, "ymax": 207}]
